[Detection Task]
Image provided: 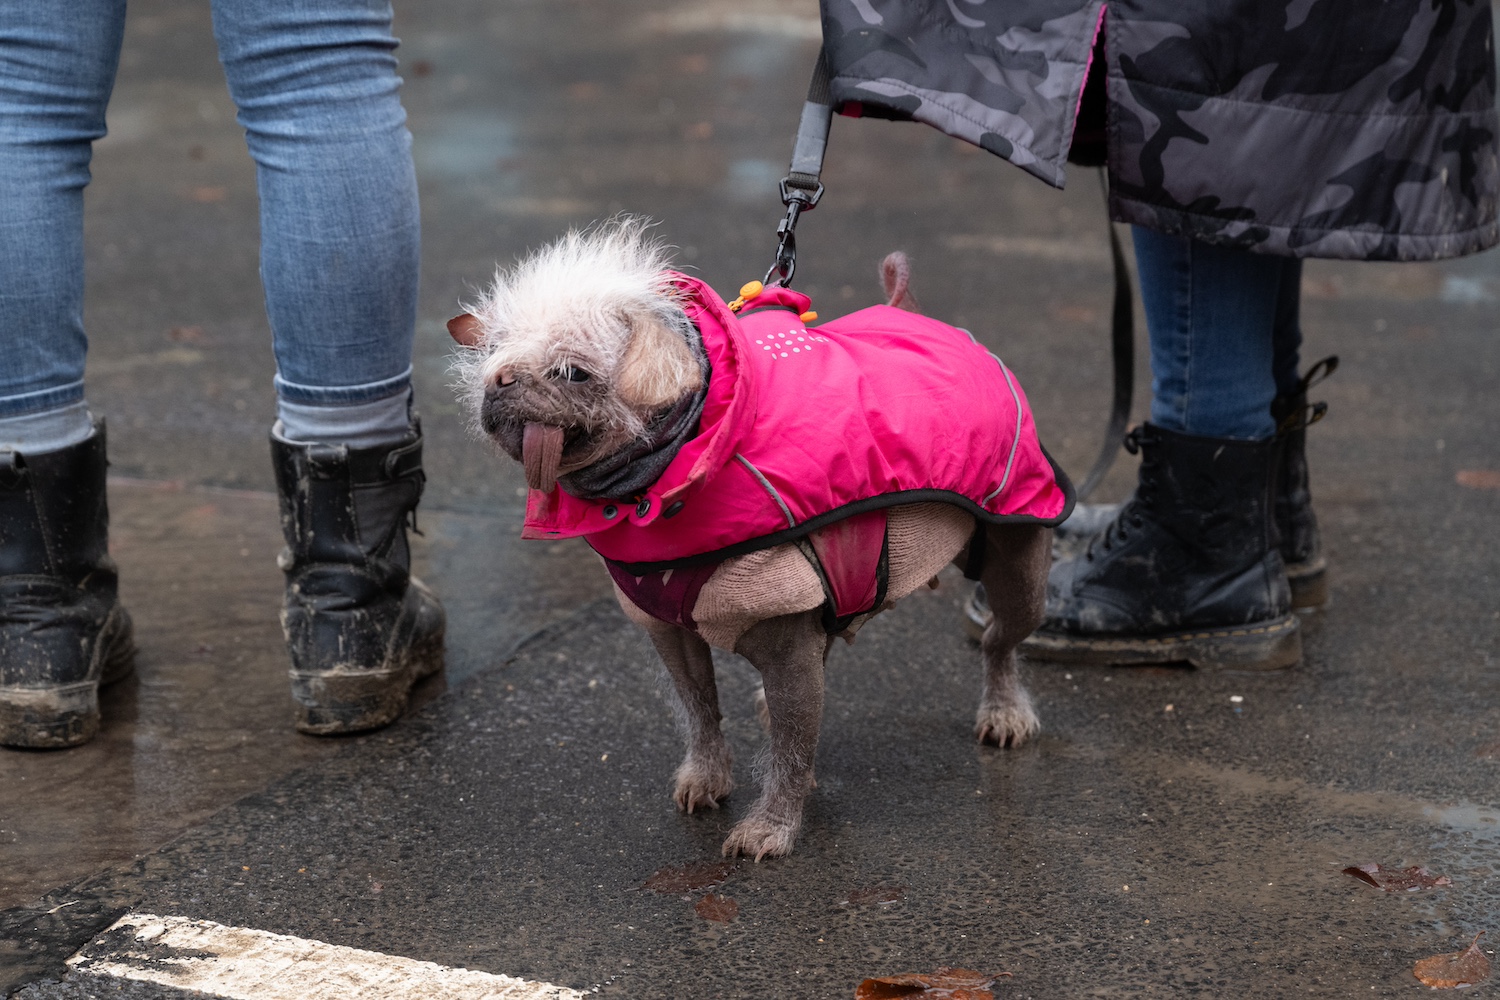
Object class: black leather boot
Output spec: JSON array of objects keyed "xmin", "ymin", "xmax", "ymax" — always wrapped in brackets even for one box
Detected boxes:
[
  {"xmin": 1038, "ymin": 356, "xmax": 1338, "ymax": 611},
  {"xmin": 272, "ymin": 423, "xmax": 445, "ymax": 735},
  {"xmin": 1020, "ymin": 424, "xmax": 1300, "ymax": 669},
  {"xmin": 0, "ymin": 423, "xmax": 134, "ymax": 749}
]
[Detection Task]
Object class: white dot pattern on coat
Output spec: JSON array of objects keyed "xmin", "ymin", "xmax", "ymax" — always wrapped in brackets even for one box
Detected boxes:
[{"xmin": 754, "ymin": 327, "xmax": 831, "ymax": 361}]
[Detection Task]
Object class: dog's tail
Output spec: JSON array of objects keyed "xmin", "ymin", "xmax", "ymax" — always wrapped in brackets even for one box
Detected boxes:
[{"xmin": 880, "ymin": 252, "xmax": 920, "ymax": 312}]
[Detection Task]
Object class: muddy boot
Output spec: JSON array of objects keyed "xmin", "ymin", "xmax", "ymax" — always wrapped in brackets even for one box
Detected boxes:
[
  {"xmin": 1034, "ymin": 358, "xmax": 1339, "ymax": 613},
  {"xmin": 0, "ymin": 423, "xmax": 134, "ymax": 749},
  {"xmin": 1021, "ymin": 424, "xmax": 1300, "ymax": 670},
  {"xmin": 272, "ymin": 423, "xmax": 445, "ymax": 735}
]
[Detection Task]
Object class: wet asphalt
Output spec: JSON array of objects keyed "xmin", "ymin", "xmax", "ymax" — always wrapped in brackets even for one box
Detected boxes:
[{"xmin": 3, "ymin": 0, "xmax": 1500, "ymax": 996}]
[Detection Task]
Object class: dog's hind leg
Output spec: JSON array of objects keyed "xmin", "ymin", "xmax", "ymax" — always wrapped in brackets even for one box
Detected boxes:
[
  {"xmin": 723, "ymin": 609, "xmax": 828, "ymax": 860},
  {"xmin": 972, "ymin": 523, "xmax": 1050, "ymax": 747},
  {"xmin": 638, "ymin": 618, "xmax": 735, "ymax": 813}
]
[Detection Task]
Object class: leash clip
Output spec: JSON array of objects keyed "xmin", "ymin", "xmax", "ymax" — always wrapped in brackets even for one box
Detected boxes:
[{"xmin": 764, "ymin": 178, "xmax": 823, "ymax": 287}]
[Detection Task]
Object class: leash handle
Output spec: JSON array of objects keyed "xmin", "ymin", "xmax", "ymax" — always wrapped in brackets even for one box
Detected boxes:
[{"xmin": 766, "ymin": 52, "xmax": 833, "ymax": 287}]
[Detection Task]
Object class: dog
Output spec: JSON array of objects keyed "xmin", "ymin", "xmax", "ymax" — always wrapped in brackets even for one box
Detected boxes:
[{"xmin": 449, "ymin": 219, "xmax": 1069, "ymax": 859}]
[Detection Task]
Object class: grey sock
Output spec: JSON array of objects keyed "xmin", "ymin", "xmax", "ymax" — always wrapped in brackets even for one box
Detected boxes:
[
  {"xmin": 0, "ymin": 401, "xmax": 96, "ymax": 455},
  {"xmin": 276, "ymin": 389, "xmax": 414, "ymax": 448}
]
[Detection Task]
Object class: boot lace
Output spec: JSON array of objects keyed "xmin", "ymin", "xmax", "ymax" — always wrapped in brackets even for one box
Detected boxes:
[{"xmin": 1086, "ymin": 425, "xmax": 1156, "ymax": 561}]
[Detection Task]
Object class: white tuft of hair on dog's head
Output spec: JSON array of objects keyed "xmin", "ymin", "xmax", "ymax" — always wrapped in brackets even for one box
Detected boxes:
[{"xmin": 449, "ymin": 216, "xmax": 702, "ymax": 443}]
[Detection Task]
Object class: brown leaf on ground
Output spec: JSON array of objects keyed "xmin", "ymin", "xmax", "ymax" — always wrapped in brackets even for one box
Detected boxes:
[
  {"xmin": 1456, "ymin": 469, "xmax": 1500, "ymax": 490},
  {"xmin": 693, "ymin": 893, "xmax": 738, "ymax": 923},
  {"xmin": 188, "ymin": 186, "xmax": 227, "ymax": 203},
  {"xmin": 1341, "ymin": 863, "xmax": 1452, "ymax": 891},
  {"xmin": 1414, "ymin": 932, "xmax": 1490, "ymax": 989},
  {"xmin": 838, "ymin": 886, "xmax": 907, "ymax": 907},
  {"xmin": 855, "ymin": 967, "xmax": 1010, "ymax": 999},
  {"xmin": 640, "ymin": 859, "xmax": 734, "ymax": 894}
]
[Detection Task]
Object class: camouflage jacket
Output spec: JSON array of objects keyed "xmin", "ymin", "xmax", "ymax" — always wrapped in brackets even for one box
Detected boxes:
[{"xmin": 821, "ymin": 0, "xmax": 1500, "ymax": 260}]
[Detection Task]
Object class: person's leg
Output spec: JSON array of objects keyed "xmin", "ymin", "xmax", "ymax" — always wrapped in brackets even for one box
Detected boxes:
[
  {"xmin": 0, "ymin": 2, "xmax": 134, "ymax": 749},
  {"xmin": 210, "ymin": 0, "xmax": 419, "ymax": 445},
  {"xmin": 0, "ymin": 2, "xmax": 124, "ymax": 449},
  {"xmin": 211, "ymin": 0, "xmax": 442, "ymax": 734},
  {"xmin": 1022, "ymin": 229, "xmax": 1298, "ymax": 669},
  {"xmin": 1139, "ymin": 229, "xmax": 1281, "ymax": 440}
]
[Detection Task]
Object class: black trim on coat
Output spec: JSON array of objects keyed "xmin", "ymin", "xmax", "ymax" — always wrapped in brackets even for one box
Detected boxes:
[{"xmin": 597, "ymin": 443, "xmax": 1076, "ymax": 575}]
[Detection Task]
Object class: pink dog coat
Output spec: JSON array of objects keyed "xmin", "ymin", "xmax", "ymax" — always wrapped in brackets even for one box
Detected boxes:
[{"xmin": 523, "ymin": 275, "xmax": 1072, "ymax": 631}]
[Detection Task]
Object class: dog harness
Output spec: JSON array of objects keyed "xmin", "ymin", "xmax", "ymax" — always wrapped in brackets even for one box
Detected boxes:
[{"xmin": 522, "ymin": 274, "xmax": 1072, "ymax": 633}]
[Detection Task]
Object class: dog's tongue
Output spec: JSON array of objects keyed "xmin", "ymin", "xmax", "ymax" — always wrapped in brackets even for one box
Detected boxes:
[{"xmin": 522, "ymin": 422, "xmax": 566, "ymax": 493}]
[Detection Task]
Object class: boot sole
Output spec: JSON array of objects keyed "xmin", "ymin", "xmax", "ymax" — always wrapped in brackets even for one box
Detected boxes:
[
  {"xmin": 1287, "ymin": 557, "xmax": 1328, "ymax": 611},
  {"xmin": 291, "ymin": 628, "xmax": 445, "ymax": 736},
  {"xmin": 0, "ymin": 608, "xmax": 136, "ymax": 750},
  {"xmin": 1020, "ymin": 614, "xmax": 1301, "ymax": 671},
  {"xmin": 967, "ymin": 567, "xmax": 1326, "ymax": 643}
]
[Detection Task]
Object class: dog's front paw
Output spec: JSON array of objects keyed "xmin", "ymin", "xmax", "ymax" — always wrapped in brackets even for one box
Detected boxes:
[
  {"xmin": 974, "ymin": 690, "xmax": 1040, "ymax": 748},
  {"xmin": 674, "ymin": 747, "xmax": 734, "ymax": 813},
  {"xmin": 721, "ymin": 813, "xmax": 800, "ymax": 861}
]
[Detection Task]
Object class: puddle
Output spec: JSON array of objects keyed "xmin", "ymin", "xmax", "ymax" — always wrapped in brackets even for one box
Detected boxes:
[{"xmin": 1422, "ymin": 803, "xmax": 1500, "ymax": 833}]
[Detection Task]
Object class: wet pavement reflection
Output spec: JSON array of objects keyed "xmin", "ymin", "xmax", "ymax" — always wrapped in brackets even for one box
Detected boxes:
[{"xmin": 3, "ymin": 0, "xmax": 1499, "ymax": 995}]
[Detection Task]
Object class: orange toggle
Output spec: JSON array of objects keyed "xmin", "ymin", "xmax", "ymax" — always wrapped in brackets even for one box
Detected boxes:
[{"xmin": 799, "ymin": 310, "xmax": 818, "ymax": 323}]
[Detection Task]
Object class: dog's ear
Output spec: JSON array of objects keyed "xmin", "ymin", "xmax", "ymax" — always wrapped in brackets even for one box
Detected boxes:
[
  {"xmin": 617, "ymin": 317, "xmax": 701, "ymax": 409},
  {"xmin": 447, "ymin": 313, "xmax": 485, "ymax": 347}
]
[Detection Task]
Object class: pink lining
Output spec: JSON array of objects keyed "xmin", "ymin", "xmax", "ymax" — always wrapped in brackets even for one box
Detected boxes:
[{"xmin": 1072, "ymin": 3, "xmax": 1107, "ymax": 141}]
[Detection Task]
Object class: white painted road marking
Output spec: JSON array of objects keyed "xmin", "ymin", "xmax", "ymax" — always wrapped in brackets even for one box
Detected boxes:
[{"xmin": 68, "ymin": 912, "xmax": 586, "ymax": 999}]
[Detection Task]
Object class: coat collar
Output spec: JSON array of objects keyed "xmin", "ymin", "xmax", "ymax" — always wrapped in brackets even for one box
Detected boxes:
[{"xmin": 522, "ymin": 273, "xmax": 810, "ymax": 538}]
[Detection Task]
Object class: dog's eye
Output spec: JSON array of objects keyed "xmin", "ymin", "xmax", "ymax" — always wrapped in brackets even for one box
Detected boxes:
[{"xmin": 562, "ymin": 366, "xmax": 592, "ymax": 383}]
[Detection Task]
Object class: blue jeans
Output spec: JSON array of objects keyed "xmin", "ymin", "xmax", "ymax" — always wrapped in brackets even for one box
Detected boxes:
[
  {"xmin": 1132, "ymin": 227, "xmax": 1304, "ymax": 441},
  {"xmin": 0, "ymin": 0, "xmax": 418, "ymax": 423}
]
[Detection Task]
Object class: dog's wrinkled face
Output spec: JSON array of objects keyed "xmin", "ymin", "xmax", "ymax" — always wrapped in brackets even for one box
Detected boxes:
[{"xmin": 448, "ymin": 219, "xmax": 703, "ymax": 492}]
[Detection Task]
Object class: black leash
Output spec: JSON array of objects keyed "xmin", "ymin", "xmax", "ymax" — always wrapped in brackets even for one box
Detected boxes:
[
  {"xmin": 1075, "ymin": 170, "xmax": 1134, "ymax": 502},
  {"xmin": 766, "ymin": 51, "xmax": 832, "ymax": 287},
  {"xmin": 766, "ymin": 56, "xmax": 1132, "ymax": 501}
]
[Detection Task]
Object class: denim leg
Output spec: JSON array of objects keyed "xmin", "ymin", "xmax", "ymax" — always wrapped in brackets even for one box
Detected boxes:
[
  {"xmin": 0, "ymin": 2, "xmax": 125, "ymax": 424},
  {"xmin": 1132, "ymin": 227, "xmax": 1282, "ymax": 441},
  {"xmin": 210, "ymin": 0, "xmax": 419, "ymax": 415},
  {"xmin": 1270, "ymin": 257, "xmax": 1305, "ymax": 399}
]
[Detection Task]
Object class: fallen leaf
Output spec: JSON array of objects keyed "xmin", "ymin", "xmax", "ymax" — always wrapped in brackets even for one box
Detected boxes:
[
  {"xmin": 838, "ymin": 886, "xmax": 906, "ymax": 907},
  {"xmin": 641, "ymin": 859, "xmax": 734, "ymax": 894},
  {"xmin": 693, "ymin": 893, "xmax": 737, "ymax": 923},
  {"xmin": 855, "ymin": 968, "xmax": 1009, "ymax": 999},
  {"xmin": 410, "ymin": 60, "xmax": 433, "ymax": 77},
  {"xmin": 189, "ymin": 186, "xmax": 226, "ymax": 203},
  {"xmin": 1342, "ymin": 863, "xmax": 1452, "ymax": 892},
  {"xmin": 1414, "ymin": 932, "xmax": 1490, "ymax": 989},
  {"xmin": 1457, "ymin": 470, "xmax": 1500, "ymax": 490},
  {"xmin": 168, "ymin": 325, "xmax": 207, "ymax": 343}
]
